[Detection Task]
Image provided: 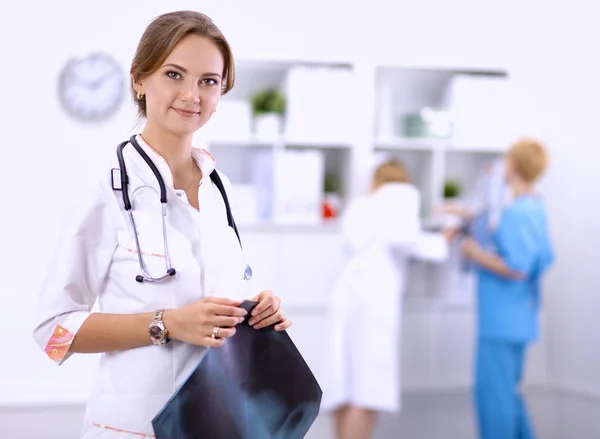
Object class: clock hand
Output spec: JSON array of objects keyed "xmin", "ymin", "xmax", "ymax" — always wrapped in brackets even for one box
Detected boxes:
[
  {"xmin": 89, "ymin": 70, "xmax": 118, "ymax": 89},
  {"xmin": 65, "ymin": 74, "xmax": 95, "ymax": 89}
]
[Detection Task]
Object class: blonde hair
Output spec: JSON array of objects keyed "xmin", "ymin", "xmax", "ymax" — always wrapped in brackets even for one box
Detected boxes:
[
  {"xmin": 130, "ymin": 11, "xmax": 235, "ymax": 118},
  {"xmin": 373, "ymin": 159, "xmax": 409, "ymax": 189},
  {"xmin": 507, "ymin": 138, "xmax": 549, "ymax": 183}
]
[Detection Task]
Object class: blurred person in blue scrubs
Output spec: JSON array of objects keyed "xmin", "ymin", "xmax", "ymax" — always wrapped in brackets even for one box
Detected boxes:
[{"xmin": 460, "ymin": 139, "xmax": 554, "ymax": 439}]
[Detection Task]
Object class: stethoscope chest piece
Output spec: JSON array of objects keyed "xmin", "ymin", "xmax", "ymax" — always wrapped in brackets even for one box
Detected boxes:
[{"xmin": 244, "ymin": 264, "xmax": 253, "ymax": 281}]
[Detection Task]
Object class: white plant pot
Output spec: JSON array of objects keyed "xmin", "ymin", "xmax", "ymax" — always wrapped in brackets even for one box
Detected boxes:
[
  {"xmin": 253, "ymin": 113, "xmax": 282, "ymax": 141},
  {"xmin": 440, "ymin": 197, "xmax": 463, "ymax": 228}
]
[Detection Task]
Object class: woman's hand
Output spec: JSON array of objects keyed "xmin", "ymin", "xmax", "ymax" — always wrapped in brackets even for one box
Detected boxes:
[
  {"xmin": 438, "ymin": 203, "xmax": 474, "ymax": 219},
  {"xmin": 461, "ymin": 237, "xmax": 482, "ymax": 261},
  {"xmin": 248, "ymin": 290, "xmax": 292, "ymax": 331},
  {"xmin": 442, "ymin": 226, "xmax": 461, "ymax": 243},
  {"xmin": 163, "ymin": 297, "xmax": 248, "ymax": 348}
]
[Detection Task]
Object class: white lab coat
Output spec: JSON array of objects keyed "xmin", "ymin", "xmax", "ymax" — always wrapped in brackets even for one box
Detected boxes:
[
  {"xmin": 322, "ymin": 183, "xmax": 423, "ymax": 414},
  {"xmin": 33, "ymin": 135, "xmax": 250, "ymax": 438}
]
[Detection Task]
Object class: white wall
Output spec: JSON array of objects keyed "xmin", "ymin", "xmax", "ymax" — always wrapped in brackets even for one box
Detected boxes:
[
  {"xmin": 1, "ymin": 0, "xmax": 598, "ymax": 409},
  {"xmin": 506, "ymin": 3, "xmax": 600, "ymax": 397}
]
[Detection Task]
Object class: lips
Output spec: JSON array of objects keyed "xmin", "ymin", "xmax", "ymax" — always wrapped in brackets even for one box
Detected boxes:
[{"xmin": 172, "ymin": 107, "xmax": 200, "ymax": 118}]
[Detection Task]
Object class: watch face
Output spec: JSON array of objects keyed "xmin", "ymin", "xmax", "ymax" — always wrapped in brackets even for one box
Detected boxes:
[
  {"xmin": 58, "ymin": 52, "xmax": 125, "ymax": 122},
  {"xmin": 149, "ymin": 325, "xmax": 164, "ymax": 341}
]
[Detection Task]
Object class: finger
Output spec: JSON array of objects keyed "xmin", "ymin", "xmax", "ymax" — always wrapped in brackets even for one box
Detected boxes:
[
  {"xmin": 209, "ymin": 303, "xmax": 248, "ymax": 317},
  {"xmin": 249, "ymin": 297, "xmax": 280, "ymax": 322},
  {"xmin": 211, "ymin": 326, "xmax": 236, "ymax": 339},
  {"xmin": 248, "ymin": 307, "xmax": 276, "ymax": 326},
  {"xmin": 204, "ymin": 337, "xmax": 226, "ymax": 348},
  {"xmin": 248, "ymin": 297, "xmax": 281, "ymax": 325},
  {"xmin": 203, "ymin": 297, "xmax": 244, "ymax": 307},
  {"xmin": 212, "ymin": 315, "xmax": 245, "ymax": 328},
  {"xmin": 250, "ymin": 291, "xmax": 275, "ymax": 316},
  {"xmin": 253, "ymin": 310, "xmax": 283, "ymax": 330},
  {"xmin": 274, "ymin": 318, "xmax": 292, "ymax": 331}
]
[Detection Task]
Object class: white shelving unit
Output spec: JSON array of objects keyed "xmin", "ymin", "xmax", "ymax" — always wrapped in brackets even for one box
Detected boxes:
[
  {"xmin": 373, "ymin": 65, "xmax": 511, "ymax": 220},
  {"xmin": 194, "ymin": 58, "xmax": 516, "ymax": 310},
  {"xmin": 198, "ymin": 59, "xmax": 513, "ymax": 228},
  {"xmin": 198, "ymin": 59, "xmax": 357, "ymax": 228}
]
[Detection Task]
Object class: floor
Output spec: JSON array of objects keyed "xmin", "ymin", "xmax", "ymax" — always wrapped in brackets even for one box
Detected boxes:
[{"xmin": 2, "ymin": 389, "xmax": 599, "ymax": 438}]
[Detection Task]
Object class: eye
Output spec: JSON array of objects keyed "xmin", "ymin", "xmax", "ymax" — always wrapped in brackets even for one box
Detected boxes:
[
  {"xmin": 166, "ymin": 71, "xmax": 182, "ymax": 80},
  {"xmin": 201, "ymin": 78, "xmax": 219, "ymax": 86}
]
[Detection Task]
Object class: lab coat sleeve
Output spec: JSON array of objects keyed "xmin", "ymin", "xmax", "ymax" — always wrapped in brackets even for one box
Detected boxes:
[
  {"xmin": 378, "ymin": 184, "xmax": 421, "ymax": 247},
  {"xmin": 494, "ymin": 208, "xmax": 537, "ymax": 275},
  {"xmin": 32, "ymin": 180, "xmax": 117, "ymax": 366}
]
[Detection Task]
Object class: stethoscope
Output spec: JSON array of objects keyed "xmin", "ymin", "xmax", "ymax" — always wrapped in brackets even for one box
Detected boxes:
[{"xmin": 113, "ymin": 135, "xmax": 252, "ymax": 283}]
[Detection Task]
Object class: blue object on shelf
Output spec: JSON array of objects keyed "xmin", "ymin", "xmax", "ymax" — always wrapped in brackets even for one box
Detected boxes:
[
  {"xmin": 152, "ymin": 300, "xmax": 323, "ymax": 439},
  {"xmin": 460, "ymin": 210, "xmax": 495, "ymax": 273}
]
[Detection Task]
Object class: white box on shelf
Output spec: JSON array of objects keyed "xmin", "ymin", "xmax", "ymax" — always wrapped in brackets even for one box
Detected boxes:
[
  {"xmin": 204, "ymin": 100, "xmax": 253, "ymax": 141},
  {"xmin": 443, "ymin": 74, "xmax": 514, "ymax": 151},
  {"xmin": 283, "ymin": 66, "xmax": 356, "ymax": 144},
  {"xmin": 248, "ymin": 148, "xmax": 276, "ymax": 222},
  {"xmin": 229, "ymin": 184, "xmax": 260, "ymax": 225},
  {"xmin": 272, "ymin": 149, "xmax": 325, "ymax": 225},
  {"xmin": 253, "ymin": 113, "xmax": 283, "ymax": 142}
]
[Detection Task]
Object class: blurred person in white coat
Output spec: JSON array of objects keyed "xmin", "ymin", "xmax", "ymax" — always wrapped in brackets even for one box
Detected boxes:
[
  {"xmin": 324, "ymin": 160, "xmax": 447, "ymax": 439},
  {"xmin": 32, "ymin": 11, "xmax": 291, "ymax": 438}
]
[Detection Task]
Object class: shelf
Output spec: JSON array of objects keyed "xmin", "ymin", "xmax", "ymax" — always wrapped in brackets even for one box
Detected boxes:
[
  {"xmin": 376, "ymin": 64, "xmax": 508, "ymax": 78},
  {"xmin": 375, "ymin": 137, "xmax": 447, "ymax": 151},
  {"xmin": 234, "ymin": 57, "xmax": 353, "ymax": 71},
  {"xmin": 447, "ymin": 142, "xmax": 507, "ymax": 154},
  {"xmin": 208, "ymin": 138, "xmax": 277, "ymax": 148},
  {"xmin": 374, "ymin": 137, "xmax": 508, "ymax": 155},
  {"xmin": 209, "ymin": 137, "xmax": 353, "ymax": 150},
  {"xmin": 238, "ymin": 221, "xmax": 341, "ymax": 233},
  {"xmin": 285, "ymin": 138, "xmax": 353, "ymax": 149}
]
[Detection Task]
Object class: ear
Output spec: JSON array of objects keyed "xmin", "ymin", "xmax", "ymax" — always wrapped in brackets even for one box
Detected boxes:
[{"xmin": 131, "ymin": 74, "xmax": 143, "ymax": 95}]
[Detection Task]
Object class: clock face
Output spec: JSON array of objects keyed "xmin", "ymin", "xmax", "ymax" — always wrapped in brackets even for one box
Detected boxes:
[{"xmin": 58, "ymin": 52, "xmax": 125, "ymax": 122}]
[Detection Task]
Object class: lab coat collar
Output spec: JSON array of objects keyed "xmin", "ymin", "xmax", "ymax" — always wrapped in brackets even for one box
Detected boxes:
[{"xmin": 133, "ymin": 134, "xmax": 216, "ymax": 188}]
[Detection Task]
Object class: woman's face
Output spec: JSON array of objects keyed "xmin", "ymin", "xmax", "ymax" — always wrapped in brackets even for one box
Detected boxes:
[{"xmin": 136, "ymin": 34, "xmax": 224, "ymax": 138}]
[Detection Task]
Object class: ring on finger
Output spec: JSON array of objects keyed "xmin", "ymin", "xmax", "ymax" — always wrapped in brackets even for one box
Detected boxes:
[{"xmin": 211, "ymin": 326, "xmax": 220, "ymax": 339}]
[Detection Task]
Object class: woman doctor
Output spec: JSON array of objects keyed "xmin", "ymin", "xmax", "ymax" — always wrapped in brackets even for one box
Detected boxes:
[
  {"xmin": 323, "ymin": 160, "xmax": 438, "ymax": 439},
  {"xmin": 33, "ymin": 10, "xmax": 291, "ymax": 438}
]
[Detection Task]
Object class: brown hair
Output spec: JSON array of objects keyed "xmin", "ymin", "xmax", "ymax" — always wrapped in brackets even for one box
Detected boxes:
[
  {"xmin": 130, "ymin": 10, "xmax": 235, "ymax": 118},
  {"xmin": 373, "ymin": 159, "xmax": 409, "ymax": 189},
  {"xmin": 507, "ymin": 138, "xmax": 549, "ymax": 183}
]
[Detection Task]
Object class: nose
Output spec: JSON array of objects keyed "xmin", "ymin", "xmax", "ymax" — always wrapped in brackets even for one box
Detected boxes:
[{"xmin": 180, "ymin": 83, "xmax": 200, "ymax": 104}]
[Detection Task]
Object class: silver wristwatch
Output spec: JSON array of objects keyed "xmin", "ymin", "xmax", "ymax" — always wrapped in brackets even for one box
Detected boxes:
[{"xmin": 148, "ymin": 309, "xmax": 169, "ymax": 345}]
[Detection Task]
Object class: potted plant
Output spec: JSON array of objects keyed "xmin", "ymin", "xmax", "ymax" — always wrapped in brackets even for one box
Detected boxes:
[
  {"xmin": 443, "ymin": 180, "xmax": 461, "ymax": 200},
  {"xmin": 322, "ymin": 173, "xmax": 342, "ymax": 220},
  {"xmin": 441, "ymin": 179, "xmax": 463, "ymax": 228},
  {"xmin": 250, "ymin": 88, "xmax": 286, "ymax": 140}
]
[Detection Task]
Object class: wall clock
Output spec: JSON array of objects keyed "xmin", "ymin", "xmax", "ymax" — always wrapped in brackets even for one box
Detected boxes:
[{"xmin": 58, "ymin": 52, "xmax": 126, "ymax": 122}]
